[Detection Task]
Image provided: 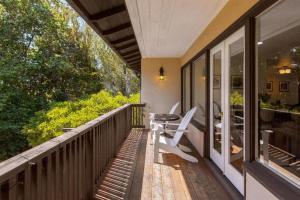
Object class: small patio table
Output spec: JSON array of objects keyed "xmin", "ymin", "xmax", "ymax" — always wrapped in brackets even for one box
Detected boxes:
[
  {"xmin": 154, "ymin": 114, "xmax": 180, "ymax": 123},
  {"xmin": 154, "ymin": 113, "xmax": 192, "ymax": 152}
]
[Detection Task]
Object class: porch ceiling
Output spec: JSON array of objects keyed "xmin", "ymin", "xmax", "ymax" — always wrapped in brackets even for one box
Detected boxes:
[
  {"xmin": 125, "ymin": 0, "xmax": 228, "ymax": 58},
  {"xmin": 66, "ymin": 0, "xmax": 141, "ymax": 73}
]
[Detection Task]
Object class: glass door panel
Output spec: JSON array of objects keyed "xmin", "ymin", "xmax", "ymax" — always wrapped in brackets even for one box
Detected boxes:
[
  {"xmin": 213, "ymin": 52, "xmax": 222, "ymax": 154},
  {"xmin": 210, "ymin": 42, "xmax": 225, "ymax": 171},
  {"xmin": 228, "ymin": 37, "xmax": 244, "ymax": 174},
  {"xmin": 210, "ymin": 27, "xmax": 245, "ymax": 195},
  {"xmin": 224, "ymin": 27, "xmax": 245, "ymax": 195}
]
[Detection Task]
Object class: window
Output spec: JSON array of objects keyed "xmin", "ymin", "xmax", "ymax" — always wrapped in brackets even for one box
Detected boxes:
[
  {"xmin": 256, "ymin": 0, "xmax": 300, "ymax": 188},
  {"xmin": 182, "ymin": 65, "xmax": 191, "ymax": 113},
  {"xmin": 192, "ymin": 55, "xmax": 206, "ymax": 127}
]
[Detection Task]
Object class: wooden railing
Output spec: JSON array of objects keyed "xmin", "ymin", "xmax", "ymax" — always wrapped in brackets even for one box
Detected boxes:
[
  {"xmin": 131, "ymin": 103, "xmax": 145, "ymax": 128},
  {"xmin": 0, "ymin": 103, "xmax": 145, "ymax": 200}
]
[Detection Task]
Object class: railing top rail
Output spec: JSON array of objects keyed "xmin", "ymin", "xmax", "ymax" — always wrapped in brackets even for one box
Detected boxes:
[
  {"xmin": 0, "ymin": 103, "xmax": 134, "ymax": 181},
  {"xmin": 131, "ymin": 103, "xmax": 146, "ymax": 107}
]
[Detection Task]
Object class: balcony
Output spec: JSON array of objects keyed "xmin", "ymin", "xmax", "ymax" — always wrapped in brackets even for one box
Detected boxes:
[{"xmin": 0, "ymin": 104, "xmax": 231, "ymax": 200}]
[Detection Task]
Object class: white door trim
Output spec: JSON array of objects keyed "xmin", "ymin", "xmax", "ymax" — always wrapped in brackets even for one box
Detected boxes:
[
  {"xmin": 210, "ymin": 27, "xmax": 245, "ymax": 195},
  {"xmin": 224, "ymin": 27, "xmax": 245, "ymax": 195},
  {"xmin": 210, "ymin": 41, "xmax": 225, "ymax": 172}
]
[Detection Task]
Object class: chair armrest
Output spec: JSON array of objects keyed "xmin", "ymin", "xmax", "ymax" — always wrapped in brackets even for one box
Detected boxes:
[
  {"xmin": 159, "ymin": 122, "xmax": 180, "ymax": 126},
  {"xmin": 165, "ymin": 129, "xmax": 190, "ymax": 133}
]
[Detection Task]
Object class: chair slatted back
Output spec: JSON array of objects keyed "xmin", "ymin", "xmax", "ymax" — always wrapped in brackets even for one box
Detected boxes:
[
  {"xmin": 169, "ymin": 102, "xmax": 180, "ymax": 114},
  {"xmin": 172, "ymin": 107, "xmax": 197, "ymax": 146}
]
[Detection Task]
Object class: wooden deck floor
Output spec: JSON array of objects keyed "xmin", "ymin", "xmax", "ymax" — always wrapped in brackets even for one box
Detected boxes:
[{"xmin": 94, "ymin": 129, "xmax": 231, "ymax": 200}]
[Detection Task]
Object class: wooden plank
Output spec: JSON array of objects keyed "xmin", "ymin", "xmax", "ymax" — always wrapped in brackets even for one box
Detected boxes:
[
  {"xmin": 82, "ymin": 135, "xmax": 86, "ymax": 199},
  {"xmin": 160, "ymin": 154, "xmax": 175, "ymax": 200},
  {"xmin": 116, "ymin": 41, "xmax": 137, "ymax": 51},
  {"xmin": 172, "ymin": 156, "xmax": 198, "ymax": 200},
  {"xmin": 46, "ymin": 155, "xmax": 53, "ymax": 200},
  {"xmin": 127, "ymin": 131, "xmax": 147, "ymax": 199},
  {"xmin": 62, "ymin": 146, "xmax": 68, "ymax": 200},
  {"xmin": 89, "ymin": 5, "xmax": 126, "ymax": 21},
  {"xmin": 78, "ymin": 136, "xmax": 83, "ymax": 199},
  {"xmin": 125, "ymin": 56, "xmax": 140, "ymax": 63},
  {"xmin": 164, "ymin": 155, "xmax": 188, "ymax": 200},
  {"xmin": 110, "ymin": 35, "xmax": 135, "ymax": 45},
  {"xmin": 140, "ymin": 131, "xmax": 153, "ymax": 200},
  {"xmin": 74, "ymin": 139, "xmax": 79, "ymax": 200},
  {"xmin": 36, "ymin": 161, "xmax": 42, "ymax": 200},
  {"xmin": 24, "ymin": 165, "xmax": 32, "ymax": 200},
  {"xmin": 102, "ymin": 22, "xmax": 131, "ymax": 35},
  {"xmin": 69, "ymin": 142, "xmax": 74, "ymax": 200},
  {"xmin": 127, "ymin": 60, "xmax": 141, "ymax": 66},
  {"xmin": 123, "ymin": 51, "xmax": 140, "ymax": 59},
  {"xmin": 8, "ymin": 177, "xmax": 17, "ymax": 200},
  {"xmin": 120, "ymin": 48, "xmax": 140, "ymax": 56},
  {"xmin": 54, "ymin": 151, "xmax": 61, "ymax": 200}
]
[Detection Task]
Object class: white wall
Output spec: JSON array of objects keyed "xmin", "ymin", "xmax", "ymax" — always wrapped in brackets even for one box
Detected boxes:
[
  {"xmin": 141, "ymin": 58, "xmax": 181, "ymax": 128},
  {"xmin": 141, "ymin": 58, "xmax": 205, "ymax": 157},
  {"xmin": 246, "ymin": 173, "xmax": 278, "ymax": 200},
  {"xmin": 186, "ymin": 124, "xmax": 204, "ymax": 156}
]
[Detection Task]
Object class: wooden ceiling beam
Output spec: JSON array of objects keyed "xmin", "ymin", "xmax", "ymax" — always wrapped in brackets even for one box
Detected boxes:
[
  {"xmin": 110, "ymin": 34, "xmax": 135, "ymax": 45},
  {"xmin": 120, "ymin": 49, "xmax": 139, "ymax": 56},
  {"xmin": 89, "ymin": 5, "xmax": 126, "ymax": 21},
  {"xmin": 123, "ymin": 52, "xmax": 140, "ymax": 59},
  {"xmin": 128, "ymin": 60, "xmax": 141, "ymax": 65},
  {"xmin": 116, "ymin": 41, "xmax": 137, "ymax": 51},
  {"xmin": 102, "ymin": 22, "xmax": 131, "ymax": 35},
  {"xmin": 126, "ymin": 57, "xmax": 140, "ymax": 63}
]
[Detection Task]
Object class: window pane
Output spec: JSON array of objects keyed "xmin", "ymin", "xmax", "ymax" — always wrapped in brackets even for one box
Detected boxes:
[
  {"xmin": 213, "ymin": 51, "xmax": 222, "ymax": 153},
  {"xmin": 192, "ymin": 55, "xmax": 206, "ymax": 126},
  {"xmin": 183, "ymin": 65, "xmax": 191, "ymax": 113},
  {"xmin": 256, "ymin": 0, "xmax": 300, "ymax": 187},
  {"xmin": 229, "ymin": 37, "xmax": 244, "ymax": 174}
]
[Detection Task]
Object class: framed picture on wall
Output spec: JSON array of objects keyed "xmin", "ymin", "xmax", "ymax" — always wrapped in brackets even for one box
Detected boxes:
[
  {"xmin": 213, "ymin": 75, "xmax": 221, "ymax": 89},
  {"xmin": 266, "ymin": 81, "xmax": 273, "ymax": 92},
  {"xmin": 231, "ymin": 75, "xmax": 243, "ymax": 89},
  {"xmin": 279, "ymin": 81, "xmax": 289, "ymax": 92}
]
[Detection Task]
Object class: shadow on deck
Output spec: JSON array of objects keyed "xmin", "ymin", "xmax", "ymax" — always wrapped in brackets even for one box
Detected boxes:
[{"xmin": 94, "ymin": 129, "xmax": 231, "ymax": 200}]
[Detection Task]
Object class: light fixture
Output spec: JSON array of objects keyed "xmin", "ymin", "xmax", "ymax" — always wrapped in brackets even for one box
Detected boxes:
[
  {"xmin": 278, "ymin": 66, "xmax": 292, "ymax": 74},
  {"xmin": 257, "ymin": 41, "xmax": 263, "ymax": 45},
  {"xmin": 159, "ymin": 67, "xmax": 164, "ymax": 80}
]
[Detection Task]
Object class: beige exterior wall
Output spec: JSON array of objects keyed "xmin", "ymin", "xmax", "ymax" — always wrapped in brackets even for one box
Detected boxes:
[
  {"xmin": 246, "ymin": 173, "xmax": 278, "ymax": 200},
  {"xmin": 141, "ymin": 58, "xmax": 181, "ymax": 127},
  {"xmin": 181, "ymin": 0, "xmax": 259, "ymax": 65}
]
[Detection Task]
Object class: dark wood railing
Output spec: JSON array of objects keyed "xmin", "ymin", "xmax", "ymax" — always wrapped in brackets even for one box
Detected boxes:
[
  {"xmin": 131, "ymin": 103, "xmax": 145, "ymax": 128},
  {"xmin": 0, "ymin": 103, "xmax": 145, "ymax": 200}
]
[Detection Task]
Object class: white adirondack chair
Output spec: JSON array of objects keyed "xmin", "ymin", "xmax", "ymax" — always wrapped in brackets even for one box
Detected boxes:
[
  {"xmin": 149, "ymin": 102, "xmax": 180, "ymax": 130},
  {"xmin": 153, "ymin": 107, "xmax": 198, "ymax": 163}
]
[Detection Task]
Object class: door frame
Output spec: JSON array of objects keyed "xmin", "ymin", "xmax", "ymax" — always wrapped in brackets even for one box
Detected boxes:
[
  {"xmin": 209, "ymin": 41, "xmax": 225, "ymax": 172},
  {"xmin": 223, "ymin": 27, "xmax": 245, "ymax": 195},
  {"xmin": 210, "ymin": 27, "xmax": 245, "ymax": 195}
]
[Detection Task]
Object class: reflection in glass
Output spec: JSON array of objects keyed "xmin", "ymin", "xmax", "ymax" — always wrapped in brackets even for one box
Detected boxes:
[
  {"xmin": 192, "ymin": 55, "xmax": 206, "ymax": 126},
  {"xmin": 183, "ymin": 65, "xmax": 191, "ymax": 113},
  {"xmin": 256, "ymin": 0, "xmax": 300, "ymax": 187},
  {"xmin": 229, "ymin": 37, "xmax": 244, "ymax": 174},
  {"xmin": 213, "ymin": 51, "xmax": 222, "ymax": 153}
]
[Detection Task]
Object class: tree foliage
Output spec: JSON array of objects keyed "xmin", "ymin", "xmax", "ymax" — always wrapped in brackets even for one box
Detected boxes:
[
  {"xmin": 0, "ymin": 0, "xmax": 140, "ymax": 160},
  {"xmin": 23, "ymin": 91, "xmax": 139, "ymax": 146}
]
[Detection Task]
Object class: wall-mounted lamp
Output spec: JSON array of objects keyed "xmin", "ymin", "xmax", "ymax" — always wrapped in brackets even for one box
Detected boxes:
[
  {"xmin": 278, "ymin": 66, "xmax": 291, "ymax": 74},
  {"xmin": 159, "ymin": 67, "xmax": 165, "ymax": 80}
]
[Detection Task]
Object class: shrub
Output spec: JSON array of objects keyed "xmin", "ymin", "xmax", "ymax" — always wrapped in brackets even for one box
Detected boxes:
[{"xmin": 23, "ymin": 90, "xmax": 140, "ymax": 146}]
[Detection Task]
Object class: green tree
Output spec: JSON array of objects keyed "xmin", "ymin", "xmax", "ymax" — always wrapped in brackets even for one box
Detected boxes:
[
  {"xmin": 23, "ymin": 91, "xmax": 140, "ymax": 146},
  {"xmin": 0, "ymin": 0, "xmax": 140, "ymax": 160}
]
